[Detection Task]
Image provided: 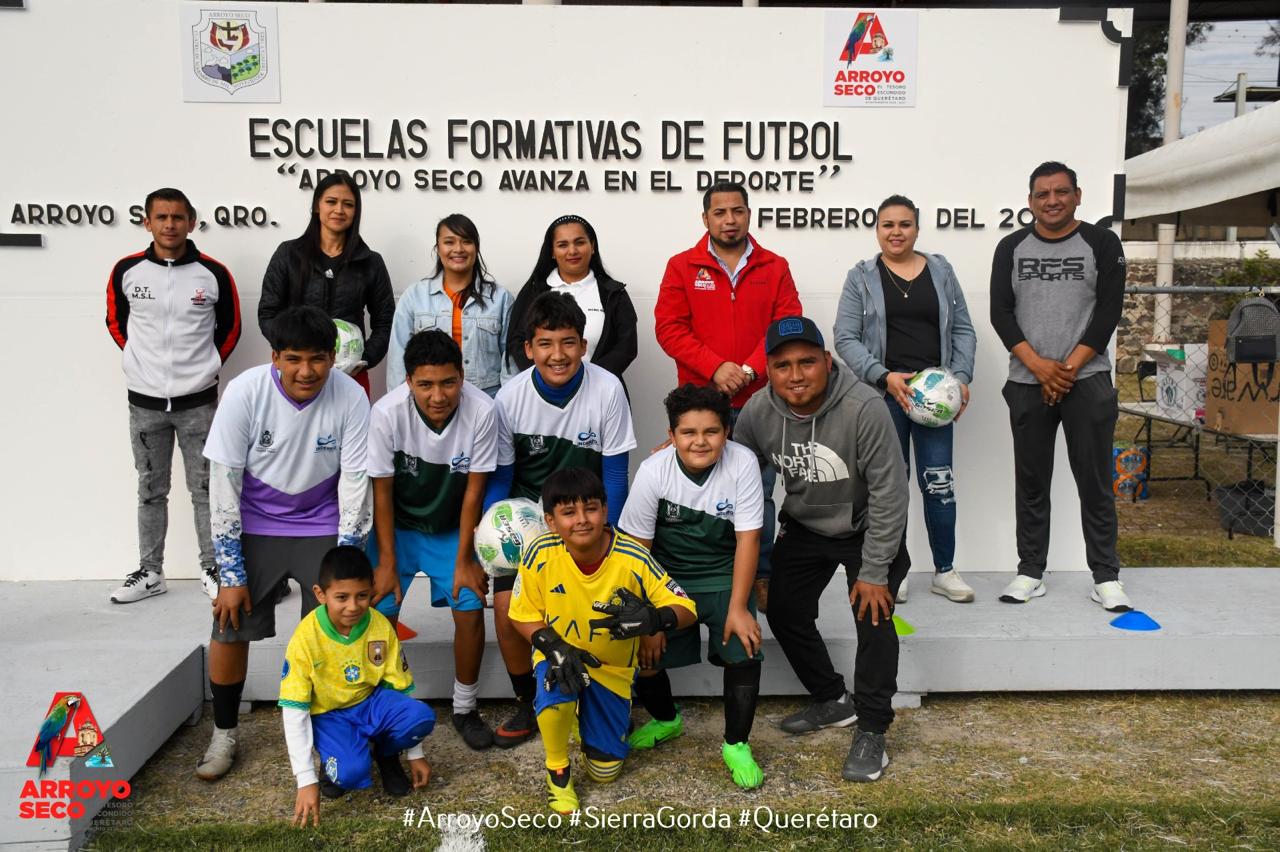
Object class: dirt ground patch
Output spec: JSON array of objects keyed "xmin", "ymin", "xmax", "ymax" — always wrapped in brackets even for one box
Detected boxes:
[{"xmin": 89, "ymin": 692, "xmax": 1280, "ymax": 847}]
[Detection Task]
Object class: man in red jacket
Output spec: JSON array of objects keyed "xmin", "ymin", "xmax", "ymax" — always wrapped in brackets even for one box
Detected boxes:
[{"xmin": 655, "ymin": 181, "xmax": 803, "ymax": 602}]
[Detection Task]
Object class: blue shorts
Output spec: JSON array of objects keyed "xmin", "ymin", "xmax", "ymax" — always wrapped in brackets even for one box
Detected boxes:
[
  {"xmin": 310, "ymin": 687, "xmax": 436, "ymax": 791},
  {"xmin": 369, "ymin": 527, "xmax": 483, "ymax": 616},
  {"xmin": 533, "ymin": 660, "xmax": 631, "ymax": 762}
]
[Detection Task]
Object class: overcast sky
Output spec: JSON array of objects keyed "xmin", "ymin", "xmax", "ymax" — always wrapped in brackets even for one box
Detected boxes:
[{"xmin": 1180, "ymin": 19, "xmax": 1278, "ymax": 134}]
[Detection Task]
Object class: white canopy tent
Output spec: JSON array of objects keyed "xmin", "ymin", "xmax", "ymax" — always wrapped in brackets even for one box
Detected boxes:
[{"xmin": 1125, "ymin": 101, "xmax": 1280, "ymax": 227}]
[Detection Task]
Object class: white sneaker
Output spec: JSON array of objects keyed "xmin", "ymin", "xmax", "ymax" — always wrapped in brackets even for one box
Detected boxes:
[
  {"xmin": 895, "ymin": 577, "xmax": 908, "ymax": 603},
  {"xmin": 110, "ymin": 568, "xmax": 166, "ymax": 604},
  {"xmin": 195, "ymin": 726, "xmax": 238, "ymax": 781},
  {"xmin": 1091, "ymin": 580, "xmax": 1133, "ymax": 613},
  {"xmin": 201, "ymin": 565, "xmax": 219, "ymax": 601},
  {"xmin": 931, "ymin": 569, "xmax": 975, "ymax": 602},
  {"xmin": 999, "ymin": 575, "xmax": 1045, "ymax": 603}
]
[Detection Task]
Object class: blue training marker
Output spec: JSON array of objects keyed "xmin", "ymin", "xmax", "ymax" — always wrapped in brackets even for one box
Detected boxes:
[{"xmin": 1110, "ymin": 611, "xmax": 1161, "ymax": 631}]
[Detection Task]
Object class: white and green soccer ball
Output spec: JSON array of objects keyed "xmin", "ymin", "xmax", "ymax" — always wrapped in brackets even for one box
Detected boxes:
[
  {"xmin": 475, "ymin": 498, "xmax": 547, "ymax": 578},
  {"xmin": 905, "ymin": 367, "xmax": 963, "ymax": 428},
  {"xmin": 333, "ymin": 319, "xmax": 365, "ymax": 374}
]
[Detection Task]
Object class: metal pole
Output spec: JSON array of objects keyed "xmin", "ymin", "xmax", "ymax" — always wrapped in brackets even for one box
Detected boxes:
[
  {"xmin": 1152, "ymin": 0, "xmax": 1189, "ymax": 342},
  {"xmin": 1225, "ymin": 73, "xmax": 1247, "ymax": 244}
]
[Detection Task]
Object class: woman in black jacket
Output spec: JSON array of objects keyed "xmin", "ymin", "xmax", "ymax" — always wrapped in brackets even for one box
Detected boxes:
[
  {"xmin": 505, "ymin": 214, "xmax": 637, "ymax": 382},
  {"xmin": 258, "ymin": 173, "xmax": 395, "ymax": 395}
]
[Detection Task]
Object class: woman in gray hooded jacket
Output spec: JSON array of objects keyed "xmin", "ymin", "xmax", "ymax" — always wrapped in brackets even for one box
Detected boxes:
[{"xmin": 833, "ymin": 195, "xmax": 977, "ymax": 604}]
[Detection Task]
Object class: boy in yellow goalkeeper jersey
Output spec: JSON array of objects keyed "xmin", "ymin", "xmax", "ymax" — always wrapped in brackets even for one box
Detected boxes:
[{"xmin": 508, "ymin": 467, "xmax": 696, "ymax": 814}]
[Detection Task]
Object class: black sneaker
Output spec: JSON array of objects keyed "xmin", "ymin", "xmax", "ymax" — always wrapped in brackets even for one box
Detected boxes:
[
  {"xmin": 780, "ymin": 692, "xmax": 857, "ymax": 734},
  {"xmin": 493, "ymin": 700, "xmax": 537, "ymax": 748},
  {"xmin": 319, "ymin": 777, "xmax": 345, "ymax": 799},
  {"xmin": 452, "ymin": 710, "xmax": 495, "ymax": 750},
  {"xmin": 841, "ymin": 729, "xmax": 889, "ymax": 783},
  {"xmin": 375, "ymin": 753, "xmax": 412, "ymax": 797}
]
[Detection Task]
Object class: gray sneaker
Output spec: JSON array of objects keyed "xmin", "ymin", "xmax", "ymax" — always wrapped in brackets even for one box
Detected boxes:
[
  {"xmin": 195, "ymin": 726, "xmax": 238, "ymax": 781},
  {"xmin": 201, "ymin": 564, "xmax": 220, "ymax": 601},
  {"xmin": 110, "ymin": 568, "xmax": 166, "ymax": 604},
  {"xmin": 842, "ymin": 729, "xmax": 889, "ymax": 782},
  {"xmin": 780, "ymin": 692, "xmax": 857, "ymax": 734}
]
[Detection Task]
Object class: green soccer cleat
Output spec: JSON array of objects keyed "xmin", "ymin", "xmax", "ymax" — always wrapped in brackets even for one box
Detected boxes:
[
  {"xmin": 722, "ymin": 741, "xmax": 764, "ymax": 790},
  {"xmin": 546, "ymin": 767, "xmax": 579, "ymax": 815},
  {"xmin": 628, "ymin": 713, "xmax": 683, "ymax": 750}
]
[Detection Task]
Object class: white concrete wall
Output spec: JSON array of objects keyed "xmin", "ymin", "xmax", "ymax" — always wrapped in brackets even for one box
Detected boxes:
[
  {"xmin": 0, "ymin": 1, "xmax": 1130, "ymax": 580},
  {"xmin": 1123, "ymin": 240, "xmax": 1276, "ymax": 260}
]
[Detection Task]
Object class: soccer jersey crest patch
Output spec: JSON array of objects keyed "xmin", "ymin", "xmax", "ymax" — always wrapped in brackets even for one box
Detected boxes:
[
  {"xmin": 342, "ymin": 660, "xmax": 361, "ymax": 683},
  {"xmin": 367, "ymin": 640, "xmax": 386, "ymax": 666}
]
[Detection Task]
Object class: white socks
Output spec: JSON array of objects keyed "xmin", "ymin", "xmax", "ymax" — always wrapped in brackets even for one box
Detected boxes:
[{"xmin": 453, "ymin": 679, "xmax": 479, "ymax": 715}]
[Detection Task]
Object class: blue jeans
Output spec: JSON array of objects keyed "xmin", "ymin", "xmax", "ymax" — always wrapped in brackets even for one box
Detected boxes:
[
  {"xmin": 730, "ymin": 407, "xmax": 774, "ymax": 580},
  {"xmin": 884, "ymin": 397, "xmax": 956, "ymax": 572}
]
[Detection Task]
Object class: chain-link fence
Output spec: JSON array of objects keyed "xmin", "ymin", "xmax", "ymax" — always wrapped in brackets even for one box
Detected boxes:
[{"xmin": 1114, "ymin": 285, "xmax": 1278, "ymax": 553}]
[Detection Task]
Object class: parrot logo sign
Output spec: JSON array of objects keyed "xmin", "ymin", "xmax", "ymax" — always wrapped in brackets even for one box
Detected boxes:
[
  {"xmin": 26, "ymin": 692, "xmax": 112, "ymax": 775},
  {"xmin": 839, "ymin": 12, "xmax": 893, "ymax": 65}
]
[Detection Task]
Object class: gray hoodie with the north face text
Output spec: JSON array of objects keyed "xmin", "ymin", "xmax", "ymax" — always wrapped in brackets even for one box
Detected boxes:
[{"xmin": 733, "ymin": 364, "xmax": 908, "ymax": 585}]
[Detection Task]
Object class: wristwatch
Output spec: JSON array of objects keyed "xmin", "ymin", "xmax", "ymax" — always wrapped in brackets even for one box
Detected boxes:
[
  {"xmin": 741, "ymin": 364, "xmax": 756, "ymax": 382},
  {"xmin": 875, "ymin": 374, "xmax": 889, "ymax": 391}
]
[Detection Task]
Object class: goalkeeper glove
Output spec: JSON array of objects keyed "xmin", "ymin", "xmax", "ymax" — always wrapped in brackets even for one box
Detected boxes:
[
  {"xmin": 589, "ymin": 587, "xmax": 678, "ymax": 640},
  {"xmin": 531, "ymin": 627, "xmax": 601, "ymax": 696}
]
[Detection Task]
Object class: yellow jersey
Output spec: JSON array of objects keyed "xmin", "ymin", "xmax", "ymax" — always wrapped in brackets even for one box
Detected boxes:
[
  {"xmin": 508, "ymin": 529, "xmax": 696, "ymax": 699},
  {"xmin": 278, "ymin": 606, "xmax": 414, "ymax": 715}
]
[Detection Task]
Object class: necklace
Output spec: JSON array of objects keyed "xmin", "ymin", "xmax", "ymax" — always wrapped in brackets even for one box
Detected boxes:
[{"xmin": 882, "ymin": 257, "xmax": 919, "ymax": 299}]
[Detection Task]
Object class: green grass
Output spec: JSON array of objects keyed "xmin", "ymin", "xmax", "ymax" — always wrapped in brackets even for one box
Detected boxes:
[
  {"xmin": 1117, "ymin": 533, "xmax": 1278, "ymax": 567},
  {"xmin": 86, "ymin": 691, "xmax": 1280, "ymax": 850},
  {"xmin": 88, "ymin": 801, "xmax": 1280, "ymax": 850}
]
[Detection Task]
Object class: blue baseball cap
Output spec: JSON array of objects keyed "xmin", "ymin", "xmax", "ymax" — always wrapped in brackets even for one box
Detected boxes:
[{"xmin": 765, "ymin": 316, "xmax": 825, "ymax": 354}]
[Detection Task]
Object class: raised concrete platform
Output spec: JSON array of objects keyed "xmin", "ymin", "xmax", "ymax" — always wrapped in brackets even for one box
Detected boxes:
[
  {"xmin": 2, "ymin": 568, "xmax": 1278, "ymax": 848},
  {"xmin": 0, "ymin": 583, "xmax": 204, "ymax": 851}
]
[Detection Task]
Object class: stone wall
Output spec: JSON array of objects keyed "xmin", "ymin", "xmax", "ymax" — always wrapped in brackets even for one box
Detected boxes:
[{"xmin": 1116, "ymin": 259, "xmax": 1241, "ymax": 373}]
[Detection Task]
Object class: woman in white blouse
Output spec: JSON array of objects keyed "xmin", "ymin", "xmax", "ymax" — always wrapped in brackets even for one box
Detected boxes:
[{"xmin": 504, "ymin": 214, "xmax": 638, "ymax": 383}]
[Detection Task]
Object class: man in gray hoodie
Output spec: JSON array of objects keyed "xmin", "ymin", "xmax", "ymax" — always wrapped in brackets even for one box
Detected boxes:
[{"xmin": 733, "ymin": 316, "xmax": 909, "ymax": 783}]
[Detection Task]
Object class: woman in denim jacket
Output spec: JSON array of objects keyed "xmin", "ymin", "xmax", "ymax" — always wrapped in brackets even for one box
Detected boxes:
[
  {"xmin": 833, "ymin": 194, "xmax": 977, "ymax": 605},
  {"xmin": 386, "ymin": 214, "xmax": 514, "ymax": 395}
]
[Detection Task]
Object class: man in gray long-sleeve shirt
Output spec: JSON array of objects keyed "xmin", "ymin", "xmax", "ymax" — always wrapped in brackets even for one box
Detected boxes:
[
  {"xmin": 989, "ymin": 161, "xmax": 1133, "ymax": 613},
  {"xmin": 733, "ymin": 316, "xmax": 909, "ymax": 783}
]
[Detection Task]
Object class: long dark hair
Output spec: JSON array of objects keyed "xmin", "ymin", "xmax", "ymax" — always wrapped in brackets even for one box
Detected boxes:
[
  {"xmin": 292, "ymin": 172, "xmax": 363, "ymax": 304},
  {"xmin": 431, "ymin": 213, "xmax": 494, "ymax": 310},
  {"xmin": 521, "ymin": 214, "xmax": 611, "ymax": 292}
]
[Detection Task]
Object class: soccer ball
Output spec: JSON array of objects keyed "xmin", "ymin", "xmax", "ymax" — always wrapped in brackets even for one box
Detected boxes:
[
  {"xmin": 475, "ymin": 498, "xmax": 547, "ymax": 578},
  {"xmin": 905, "ymin": 367, "xmax": 964, "ymax": 428},
  {"xmin": 333, "ymin": 319, "xmax": 365, "ymax": 374}
]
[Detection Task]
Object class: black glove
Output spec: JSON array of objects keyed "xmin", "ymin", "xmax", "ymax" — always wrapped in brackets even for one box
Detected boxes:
[
  {"xmin": 589, "ymin": 587, "xmax": 678, "ymax": 640},
  {"xmin": 531, "ymin": 627, "xmax": 601, "ymax": 696}
]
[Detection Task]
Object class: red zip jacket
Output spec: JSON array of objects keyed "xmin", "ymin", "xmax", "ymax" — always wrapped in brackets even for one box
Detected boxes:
[{"xmin": 655, "ymin": 234, "xmax": 803, "ymax": 408}]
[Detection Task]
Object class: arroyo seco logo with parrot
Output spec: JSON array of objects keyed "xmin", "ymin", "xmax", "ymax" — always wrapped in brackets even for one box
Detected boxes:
[{"xmin": 19, "ymin": 692, "xmax": 131, "ymax": 821}]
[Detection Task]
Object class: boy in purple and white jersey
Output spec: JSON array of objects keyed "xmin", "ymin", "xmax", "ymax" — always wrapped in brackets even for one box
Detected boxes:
[{"xmin": 196, "ymin": 306, "xmax": 372, "ymax": 782}]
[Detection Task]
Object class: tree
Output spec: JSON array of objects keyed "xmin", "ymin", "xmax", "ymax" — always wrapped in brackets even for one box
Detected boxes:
[
  {"xmin": 1255, "ymin": 21, "xmax": 1278, "ymax": 58},
  {"xmin": 1126, "ymin": 22, "xmax": 1213, "ymax": 159}
]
